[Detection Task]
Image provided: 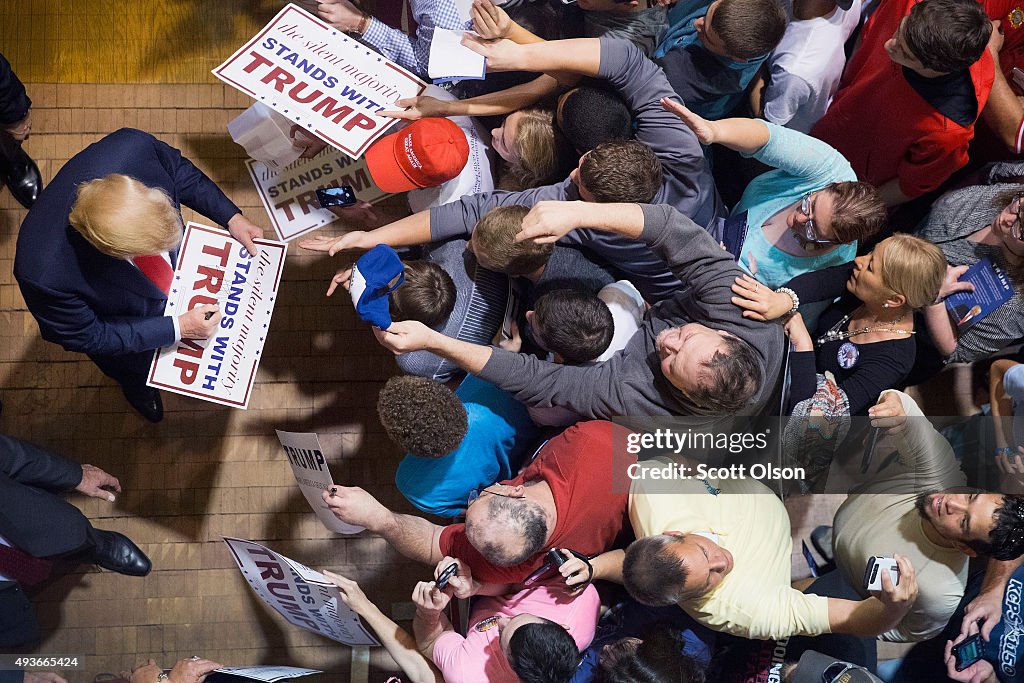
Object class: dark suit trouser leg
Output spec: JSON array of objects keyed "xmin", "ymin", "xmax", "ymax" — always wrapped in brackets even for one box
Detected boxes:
[
  {"xmin": 0, "ymin": 130, "xmax": 18, "ymax": 171},
  {"xmin": 0, "ymin": 474, "xmax": 91, "ymax": 559},
  {"xmin": 88, "ymin": 350, "xmax": 154, "ymax": 391},
  {"xmin": 0, "ymin": 582, "xmax": 40, "ymax": 650}
]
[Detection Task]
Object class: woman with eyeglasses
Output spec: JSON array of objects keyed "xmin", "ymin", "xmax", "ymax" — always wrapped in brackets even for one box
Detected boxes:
[
  {"xmin": 732, "ymin": 234, "xmax": 946, "ymax": 415},
  {"xmin": 910, "ymin": 164, "xmax": 1024, "ymax": 378},
  {"xmin": 665, "ymin": 101, "xmax": 886, "ymax": 327}
]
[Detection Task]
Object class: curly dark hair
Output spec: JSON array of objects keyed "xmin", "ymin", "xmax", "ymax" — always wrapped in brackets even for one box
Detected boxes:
[
  {"xmin": 377, "ymin": 376, "xmax": 468, "ymax": 457},
  {"xmin": 967, "ymin": 494, "xmax": 1024, "ymax": 561}
]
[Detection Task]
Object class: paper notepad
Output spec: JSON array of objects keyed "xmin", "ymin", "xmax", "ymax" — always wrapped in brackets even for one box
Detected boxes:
[{"xmin": 429, "ymin": 29, "xmax": 487, "ymax": 82}]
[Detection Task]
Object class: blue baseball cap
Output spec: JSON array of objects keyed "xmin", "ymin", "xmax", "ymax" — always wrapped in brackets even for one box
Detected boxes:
[{"xmin": 349, "ymin": 244, "xmax": 405, "ymax": 329}]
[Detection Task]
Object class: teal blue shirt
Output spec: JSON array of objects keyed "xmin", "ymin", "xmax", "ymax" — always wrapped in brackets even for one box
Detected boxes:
[
  {"xmin": 733, "ymin": 122, "xmax": 859, "ymax": 290},
  {"xmin": 394, "ymin": 375, "xmax": 539, "ymax": 518}
]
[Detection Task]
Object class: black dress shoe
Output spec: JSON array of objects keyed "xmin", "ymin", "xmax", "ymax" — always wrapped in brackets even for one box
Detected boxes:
[
  {"xmin": 122, "ymin": 384, "xmax": 163, "ymax": 423},
  {"xmin": 1, "ymin": 146, "xmax": 42, "ymax": 209},
  {"xmin": 89, "ymin": 530, "xmax": 152, "ymax": 576}
]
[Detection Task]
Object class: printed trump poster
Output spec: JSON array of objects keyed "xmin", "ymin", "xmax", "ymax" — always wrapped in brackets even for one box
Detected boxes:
[
  {"xmin": 275, "ymin": 430, "xmax": 365, "ymax": 534},
  {"xmin": 147, "ymin": 223, "xmax": 287, "ymax": 409},
  {"xmin": 224, "ymin": 538, "xmax": 380, "ymax": 646},
  {"xmin": 213, "ymin": 3, "xmax": 425, "ymax": 158},
  {"xmin": 246, "ymin": 146, "xmax": 390, "ymax": 242}
]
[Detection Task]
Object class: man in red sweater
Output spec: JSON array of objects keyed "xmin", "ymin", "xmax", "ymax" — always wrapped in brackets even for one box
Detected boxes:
[
  {"xmin": 320, "ymin": 420, "xmax": 636, "ymax": 585},
  {"xmin": 812, "ymin": 0, "xmax": 994, "ymax": 206}
]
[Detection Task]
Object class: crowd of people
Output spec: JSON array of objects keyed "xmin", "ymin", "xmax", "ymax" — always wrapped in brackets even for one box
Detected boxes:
[{"xmin": 7, "ymin": 0, "xmax": 1024, "ymax": 680}]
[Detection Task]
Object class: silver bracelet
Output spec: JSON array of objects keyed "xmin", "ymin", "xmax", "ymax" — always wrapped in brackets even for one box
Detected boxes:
[{"xmin": 775, "ymin": 286, "xmax": 799, "ymax": 314}]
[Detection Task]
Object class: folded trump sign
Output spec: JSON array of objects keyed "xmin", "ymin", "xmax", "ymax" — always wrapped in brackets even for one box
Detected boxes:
[
  {"xmin": 214, "ymin": 3, "xmax": 425, "ymax": 159},
  {"xmin": 147, "ymin": 223, "xmax": 287, "ymax": 409}
]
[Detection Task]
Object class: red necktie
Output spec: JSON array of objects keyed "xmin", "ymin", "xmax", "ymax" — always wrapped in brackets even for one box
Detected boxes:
[
  {"xmin": 0, "ymin": 544, "xmax": 53, "ymax": 586},
  {"xmin": 133, "ymin": 254, "xmax": 173, "ymax": 294}
]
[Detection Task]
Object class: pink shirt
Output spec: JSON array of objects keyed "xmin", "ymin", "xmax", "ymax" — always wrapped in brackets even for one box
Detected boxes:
[{"xmin": 431, "ymin": 582, "xmax": 601, "ymax": 683}]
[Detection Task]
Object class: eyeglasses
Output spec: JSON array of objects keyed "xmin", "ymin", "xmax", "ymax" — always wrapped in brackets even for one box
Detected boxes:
[
  {"xmin": 821, "ymin": 661, "xmax": 865, "ymax": 683},
  {"xmin": 1008, "ymin": 193, "xmax": 1024, "ymax": 241},
  {"xmin": 795, "ymin": 193, "xmax": 838, "ymax": 247},
  {"xmin": 467, "ymin": 487, "xmax": 513, "ymax": 506}
]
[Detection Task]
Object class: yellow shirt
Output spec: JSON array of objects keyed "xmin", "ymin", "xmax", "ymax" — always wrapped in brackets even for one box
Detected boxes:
[{"xmin": 628, "ymin": 462, "xmax": 831, "ymax": 640}]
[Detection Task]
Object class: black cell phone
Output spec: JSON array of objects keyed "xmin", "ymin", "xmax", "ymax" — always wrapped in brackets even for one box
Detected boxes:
[
  {"xmin": 546, "ymin": 548, "xmax": 568, "ymax": 567},
  {"xmin": 952, "ymin": 633, "xmax": 985, "ymax": 671},
  {"xmin": 436, "ymin": 562, "xmax": 459, "ymax": 590},
  {"xmin": 315, "ymin": 185, "xmax": 358, "ymax": 208},
  {"xmin": 860, "ymin": 427, "xmax": 880, "ymax": 474}
]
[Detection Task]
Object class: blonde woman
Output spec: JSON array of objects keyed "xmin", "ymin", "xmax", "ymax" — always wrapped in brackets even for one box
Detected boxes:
[
  {"xmin": 14, "ymin": 128, "xmax": 263, "ymax": 422},
  {"xmin": 733, "ymin": 234, "xmax": 946, "ymax": 415}
]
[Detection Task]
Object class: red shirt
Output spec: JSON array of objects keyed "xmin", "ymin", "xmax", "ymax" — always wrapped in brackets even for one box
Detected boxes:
[
  {"xmin": 438, "ymin": 420, "xmax": 635, "ymax": 584},
  {"xmin": 974, "ymin": 0, "xmax": 1024, "ymax": 158},
  {"xmin": 811, "ymin": 0, "xmax": 994, "ymax": 198}
]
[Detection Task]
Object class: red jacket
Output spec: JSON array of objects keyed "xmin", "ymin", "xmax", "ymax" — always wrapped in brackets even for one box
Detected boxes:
[{"xmin": 812, "ymin": 0, "xmax": 994, "ymax": 198}]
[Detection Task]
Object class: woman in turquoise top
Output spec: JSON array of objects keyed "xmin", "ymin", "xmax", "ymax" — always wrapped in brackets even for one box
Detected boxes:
[{"xmin": 665, "ymin": 99, "xmax": 886, "ymax": 323}]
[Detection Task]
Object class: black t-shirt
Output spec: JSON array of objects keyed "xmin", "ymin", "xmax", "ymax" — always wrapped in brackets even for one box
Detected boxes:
[{"xmin": 785, "ymin": 264, "xmax": 917, "ymax": 415}]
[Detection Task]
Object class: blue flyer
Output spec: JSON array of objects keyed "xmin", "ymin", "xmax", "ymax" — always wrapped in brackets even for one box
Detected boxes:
[{"xmin": 945, "ymin": 257, "xmax": 1015, "ymax": 330}]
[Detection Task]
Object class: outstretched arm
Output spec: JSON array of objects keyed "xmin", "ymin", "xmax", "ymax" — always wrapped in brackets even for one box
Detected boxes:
[
  {"xmin": 299, "ymin": 209, "xmax": 432, "ymax": 256},
  {"xmin": 463, "ymin": 36, "xmax": 603, "ymax": 77},
  {"xmin": 961, "ymin": 556, "xmax": 1024, "ymax": 641},
  {"xmin": 382, "ymin": 75, "xmax": 560, "ymax": 121},
  {"xmin": 828, "ymin": 555, "xmax": 918, "ymax": 637},
  {"xmin": 661, "ymin": 99, "xmax": 770, "ymax": 154},
  {"xmin": 326, "ymin": 572, "xmax": 444, "ymax": 683},
  {"xmin": 323, "ymin": 487, "xmax": 444, "ymax": 566}
]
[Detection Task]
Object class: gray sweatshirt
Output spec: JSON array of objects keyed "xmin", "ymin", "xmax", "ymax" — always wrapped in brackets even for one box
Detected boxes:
[
  {"xmin": 428, "ymin": 38, "xmax": 724, "ymax": 304},
  {"xmin": 476, "ymin": 204, "xmax": 785, "ymax": 417}
]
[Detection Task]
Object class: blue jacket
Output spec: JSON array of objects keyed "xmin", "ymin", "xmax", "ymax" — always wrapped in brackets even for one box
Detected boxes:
[{"xmin": 14, "ymin": 128, "xmax": 240, "ymax": 358}]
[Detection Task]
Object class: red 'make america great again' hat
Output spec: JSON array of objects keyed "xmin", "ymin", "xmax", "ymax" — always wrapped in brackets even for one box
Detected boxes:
[{"xmin": 365, "ymin": 118, "xmax": 470, "ymax": 193}]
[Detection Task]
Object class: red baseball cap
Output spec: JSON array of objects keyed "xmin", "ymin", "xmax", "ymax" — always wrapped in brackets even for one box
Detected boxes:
[{"xmin": 365, "ymin": 118, "xmax": 470, "ymax": 193}]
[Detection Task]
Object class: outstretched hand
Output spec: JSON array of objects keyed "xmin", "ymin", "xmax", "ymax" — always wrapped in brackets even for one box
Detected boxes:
[
  {"xmin": 75, "ymin": 464, "xmax": 121, "ymax": 502},
  {"xmin": 322, "ymin": 485, "xmax": 389, "ymax": 530},
  {"xmin": 299, "ymin": 231, "xmax": 368, "ymax": 256},
  {"xmin": 380, "ymin": 96, "xmax": 449, "ymax": 121},
  {"xmin": 373, "ymin": 320, "xmax": 437, "ymax": 355},
  {"xmin": 516, "ymin": 201, "xmax": 584, "ymax": 244},
  {"xmin": 472, "ymin": 0, "xmax": 514, "ymax": 40},
  {"xmin": 867, "ymin": 391, "xmax": 907, "ymax": 434},
  {"xmin": 730, "ymin": 274, "xmax": 792, "ymax": 321},
  {"xmin": 460, "ymin": 33, "xmax": 522, "ymax": 72},
  {"xmin": 938, "ymin": 264, "xmax": 976, "ymax": 301},
  {"xmin": 661, "ymin": 97, "xmax": 718, "ymax": 145}
]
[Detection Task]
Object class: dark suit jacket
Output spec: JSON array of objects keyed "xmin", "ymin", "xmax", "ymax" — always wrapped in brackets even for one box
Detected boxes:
[
  {"xmin": 0, "ymin": 434, "xmax": 87, "ymax": 650},
  {"xmin": 0, "ymin": 51, "xmax": 30, "ymax": 126},
  {"xmin": 14, "ymin": 128, "xmax": 240, "ymax": 360}
]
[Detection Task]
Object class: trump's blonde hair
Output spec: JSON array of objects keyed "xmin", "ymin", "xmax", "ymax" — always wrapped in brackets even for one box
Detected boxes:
[{"xmin": 69, "ymin": 174, "xmax": 183, "ymax": 258}]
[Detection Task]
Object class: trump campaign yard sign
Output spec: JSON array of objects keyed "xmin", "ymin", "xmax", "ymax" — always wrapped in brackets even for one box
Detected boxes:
[
  {"xmin": 147, "ymin": 223, "xmax": 287, "ymax": 409},
  {"xmin": 246, "ymin": 146, "xmax": 390, "ymax": 242},
  {"xmin": 224, "ymin": 537, "xmax": 380, "ymax": 646},
  {"xmin": 214, "ymin": 3, "xmax": 426, "ymax": 159}
]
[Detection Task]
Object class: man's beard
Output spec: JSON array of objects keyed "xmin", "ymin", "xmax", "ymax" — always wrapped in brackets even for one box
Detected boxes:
[{"xmin": 914, "ymin": 490, "xmax": 938, "ymax": 520}]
